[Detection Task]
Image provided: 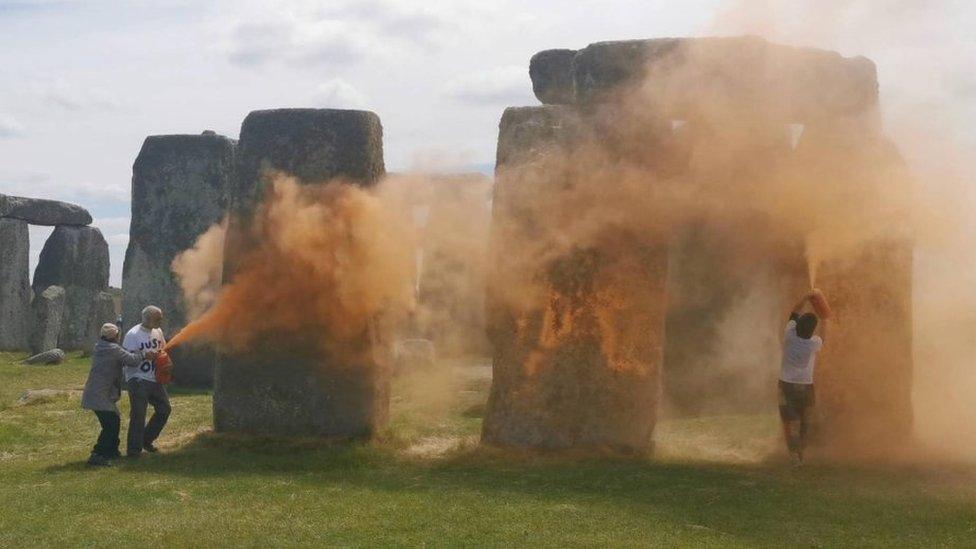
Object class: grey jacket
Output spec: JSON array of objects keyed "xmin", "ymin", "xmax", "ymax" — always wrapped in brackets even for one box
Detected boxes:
[{"xmin": 81, "ymin": 340, "xmax": 146, "ymax": 413}]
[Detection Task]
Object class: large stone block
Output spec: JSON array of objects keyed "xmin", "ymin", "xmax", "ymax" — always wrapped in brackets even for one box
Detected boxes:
[
  {"xmin": 483, "ymin": 241, "xmax": 668, "ymax": 451},
  {"xmin": 0, "ymin": 218, "xmax": 31, "ymax": 350},
  {"xmin": 571, "ymin": 36, "xmax": 878, "ymax": 122},
  {"xmin": 660, "ymin": 121, "xmax": 808, "ymax": 415},
  {"xmin": 483, "ymin": 105, "xmax": 669, "ymax": 452},
  {"xmin": 121, "ymin": 132, "xmax": 235, "ymax": 386},
  {"xmin": 214, "ymin": 108, "xmax": 388, "ymax": 437},
  {"xmin": 32, "ymin": 226, "xmax": 109, "ymax": 350},
  {"xmin": 29, "ymin": 285, "xmax": 65, "ymax": 355},
  {"xmin": 84, "ymin": 290, "xmax": 117, "ymax": 348},
  {"xmin": 0, "ymin": 193, "xmax": 92, "ymax": 226},
  {"xmin": 663, "ymin": 217, "xmax": 809, "ymax": 415},
  {"xmin": 529, "ymin": 49, "xmax": 577, "ymax": 105},
  {"xmin": 794, "ymin": 126, "xmax": 914, "ymax": 452},
  {"xmin": 815, "ymin": 239, "xmax": 913, "ymax": 450}
]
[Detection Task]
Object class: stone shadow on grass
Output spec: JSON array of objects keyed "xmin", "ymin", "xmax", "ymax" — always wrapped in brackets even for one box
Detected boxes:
[{"xmin": 94, "ymin": 430, "xmax": 976, "ymax": 546}]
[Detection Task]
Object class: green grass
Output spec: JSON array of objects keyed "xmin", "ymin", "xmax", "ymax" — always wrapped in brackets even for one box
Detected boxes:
[{"xmin": 0, "ymin": 351, "xmax": 974, "ymax": 547}]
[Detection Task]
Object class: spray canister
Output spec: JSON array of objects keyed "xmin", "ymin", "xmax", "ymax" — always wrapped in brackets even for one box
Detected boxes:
[{"xmin": 810, "ymin": 290, "xmax": 832, "ymax": 319}]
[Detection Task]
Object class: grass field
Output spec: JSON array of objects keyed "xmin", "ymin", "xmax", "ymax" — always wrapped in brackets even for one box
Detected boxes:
[{"xmin": 1, "ymin": 351, "xmax": 974, "ymax": 547}]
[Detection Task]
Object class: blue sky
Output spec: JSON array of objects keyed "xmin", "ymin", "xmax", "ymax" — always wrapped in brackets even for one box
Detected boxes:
[{"xmin": 1, "ymin": 0, "xmax": 972, "ymax": 286}]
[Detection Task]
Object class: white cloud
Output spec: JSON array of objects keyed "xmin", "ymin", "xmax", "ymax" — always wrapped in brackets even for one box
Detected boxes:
[
  {"xmin": 445, "ymin": 65, "xmax": 534, "ymax": 106},
  {"xmin": 0, "ymin": 113, "xmax": 25, "ymax": 138},
  {"xmin": 311, "ymin": 78, "xmax": 370, "ymax": 109},
  {"xmin": 95, "ymin": 216, "xmax": 131, "ymax": 255},
  {"xmin": 93, "ymin": 216, "xmax": 131, "ymax": 235},
  {"xmin": 104, "ymin": 233, "xmax": 129, "ymax": 247},
  {"xmin": 221, "ymin": 10, "xmax": 378, "ymax": 67},
  {"xmin": 218, "ymin": 0, "xmax": 465, "ymax": 68},
  {"xmin": 0, "ymin": 172, "xmax": 128, "ymax": 203}
]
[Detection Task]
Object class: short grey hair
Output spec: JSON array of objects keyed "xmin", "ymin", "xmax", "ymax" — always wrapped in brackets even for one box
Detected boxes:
[{"xmin": 141, "ymin": 305, "xmax": 162, "ymax": 324}]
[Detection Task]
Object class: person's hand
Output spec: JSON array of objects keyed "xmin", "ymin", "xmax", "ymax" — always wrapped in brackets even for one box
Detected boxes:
[{"xmin": 145, "ymin": 350, "xmax": 159, "ymax": 361}]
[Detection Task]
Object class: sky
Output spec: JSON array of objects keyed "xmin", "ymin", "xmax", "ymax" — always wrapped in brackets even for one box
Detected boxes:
[{"xmin": 1, "ymin": 0, "xmax": 973, "ymax": 286}]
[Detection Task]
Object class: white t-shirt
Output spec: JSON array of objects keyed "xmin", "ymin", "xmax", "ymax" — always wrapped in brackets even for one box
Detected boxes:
[
  {"xmin": 123, "ymin": 325, "xmax": 166, "ymax": 382},
  {"xmin": 780, "ymin": 319, "xmax": 823, "ymax": 384}
]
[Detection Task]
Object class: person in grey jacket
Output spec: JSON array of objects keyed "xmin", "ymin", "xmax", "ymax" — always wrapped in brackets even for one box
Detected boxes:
[{"xmin": 81, "ymin": 323, "xmax": 157, "ymax": 467}]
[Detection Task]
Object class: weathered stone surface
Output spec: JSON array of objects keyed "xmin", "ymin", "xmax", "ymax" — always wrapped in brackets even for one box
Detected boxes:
[
  {"xmin": 227, "ymin": 108, "xmax": 385, "ymax": 237},
  {"xmin": 22, "ymin": 348, "xmax": 66, "ymax": 365},
  {"xmin": 84, "ymin": 291, "xmax": 117, "ymax": 347},
  {"xmin": 483, "ymin": 105, "xmax": 668, "ymax": 452},
  {"xmin": 663, "ymin": 217, "xmax": 808, "ymax": 415},
  {"xmin": 17, "ymin": 387, "xmax": 80, "ymax": 405},
  {"xmin": 483, "ymin": 241, "xmax": 668, "ymax": 451},
  {"xmin": 0, "ymin": 193, "xmax": 92, "ymax": 226},
  {"xmin": 32, "ymin": 226, "xmax": 109, "ymax": 350},
  {"xmin": 121, "ymin": 132, "xmax": 235, "ymax": 386},
  {"xmin": 495, "ymin": 106, "xmax": 584, "ymax": 170},
  {"xmin": 169, "ymin": 345, "xmax": 217, "ymax": 388},
  {"xmin": 29, "ymin": 285, "xmax": 65, "ymax": 355},
  {"xmin": 0, "ymin": 218, "xmax": 31, "ymax": 350},
  {"xmin": 529, "ymin": 49, "xmax": 577, "ymax": 105},
  {"xmin": 571, "ymin": 36, "xmax": 878, "ymax": 122},
  {"xmin": 214, "ymin": 108, "xmax": 389, "ymax": 437}
]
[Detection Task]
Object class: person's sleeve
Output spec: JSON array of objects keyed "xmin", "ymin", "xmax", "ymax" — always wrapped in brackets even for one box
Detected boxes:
[
  {"xmin": 114, "ymin": 343, "xmax": 144, "ymax": 368},
  {"xmin": 812, "ymin": 336, "xmax": 824, "ymax": 350},
  {"xmin": 785, "ymin": 319, "xmax": 797, "ymax": 336},
  {"xmin": 122, "ymin": 330, "xmax": 136, "ymax": 352}
]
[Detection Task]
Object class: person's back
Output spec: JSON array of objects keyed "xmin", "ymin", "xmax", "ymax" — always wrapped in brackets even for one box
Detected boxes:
[{"xmin": 780, "ymin": 313, "xmax": 823, "ymax": 384}]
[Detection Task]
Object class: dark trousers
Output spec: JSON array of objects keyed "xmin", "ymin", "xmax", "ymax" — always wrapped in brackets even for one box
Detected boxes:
[
  {"xmin": 92, "ymin": 410, "xmax": 121, "ymax": 458},
  {"xmin": 127, "ymin": 378, "xmax": 171, "ymax": 455}
]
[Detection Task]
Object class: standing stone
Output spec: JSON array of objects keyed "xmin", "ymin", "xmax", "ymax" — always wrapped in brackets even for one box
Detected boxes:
[
  {"xmin": 482, "ymin": 106, "xmax": 669, "ymax": 452},
  {"xmin": 121, "ymin": 132, "xmax": 235, "ymax": 387},
  {"xmin": 0, "ymin": 218, "xmax": 31, "ymax": 350},
  {"xmin": 0, "ymin": 194, "xmax": 92, "ymax": 226},
  {"xmin": 32, "ymin": 226, "xmax": 109, "ymax": 350},
  {"xmin": 214, "ymin": 108, "xmax": 388, "ymax": 437},
  {"xmin": 816, "ymin": 239, "xmax": 913, "ymax": 450},
  {"xmin": 84, "ymin": 291, "xmax": 117, "ymax": 348},
  {"xmin": 799, "ymin": 131, "xmax": 915, "ymax": 452},
  {"xmin": 529, "ymin": 49, "xmax": 577, "ymax": 105},
  {"xmin": 29, "ymin": 285, "xmax": 65, "ymax": 355}
]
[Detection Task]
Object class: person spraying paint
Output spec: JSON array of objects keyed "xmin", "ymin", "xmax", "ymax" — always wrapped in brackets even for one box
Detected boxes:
[
  {"xmin": 123, "ymin": 305, "xmax": 170, "ymax": 457},
  {"xmin": 779, "ymin": 289, "xmax": 830, "ymax": 467}
]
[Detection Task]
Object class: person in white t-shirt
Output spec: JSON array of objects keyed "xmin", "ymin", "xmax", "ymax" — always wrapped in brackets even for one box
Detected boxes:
[
  {"xmin": 122, "ymin": 305, "xmax": 170, "ymax": 457},
  {"xmin": 779, "ymin": 289, "xmax": 830, "ymax": 467}
]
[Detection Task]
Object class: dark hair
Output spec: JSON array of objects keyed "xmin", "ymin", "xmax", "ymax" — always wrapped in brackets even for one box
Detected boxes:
[{"xmin": 796, "ymin": 313, "xmax": 818, "ymax": 339}]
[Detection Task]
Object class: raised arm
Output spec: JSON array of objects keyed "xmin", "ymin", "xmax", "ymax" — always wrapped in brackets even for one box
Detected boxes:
[{"xmin": 790, "ymin": 291, "xmax": 814, "ymax": 318}]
